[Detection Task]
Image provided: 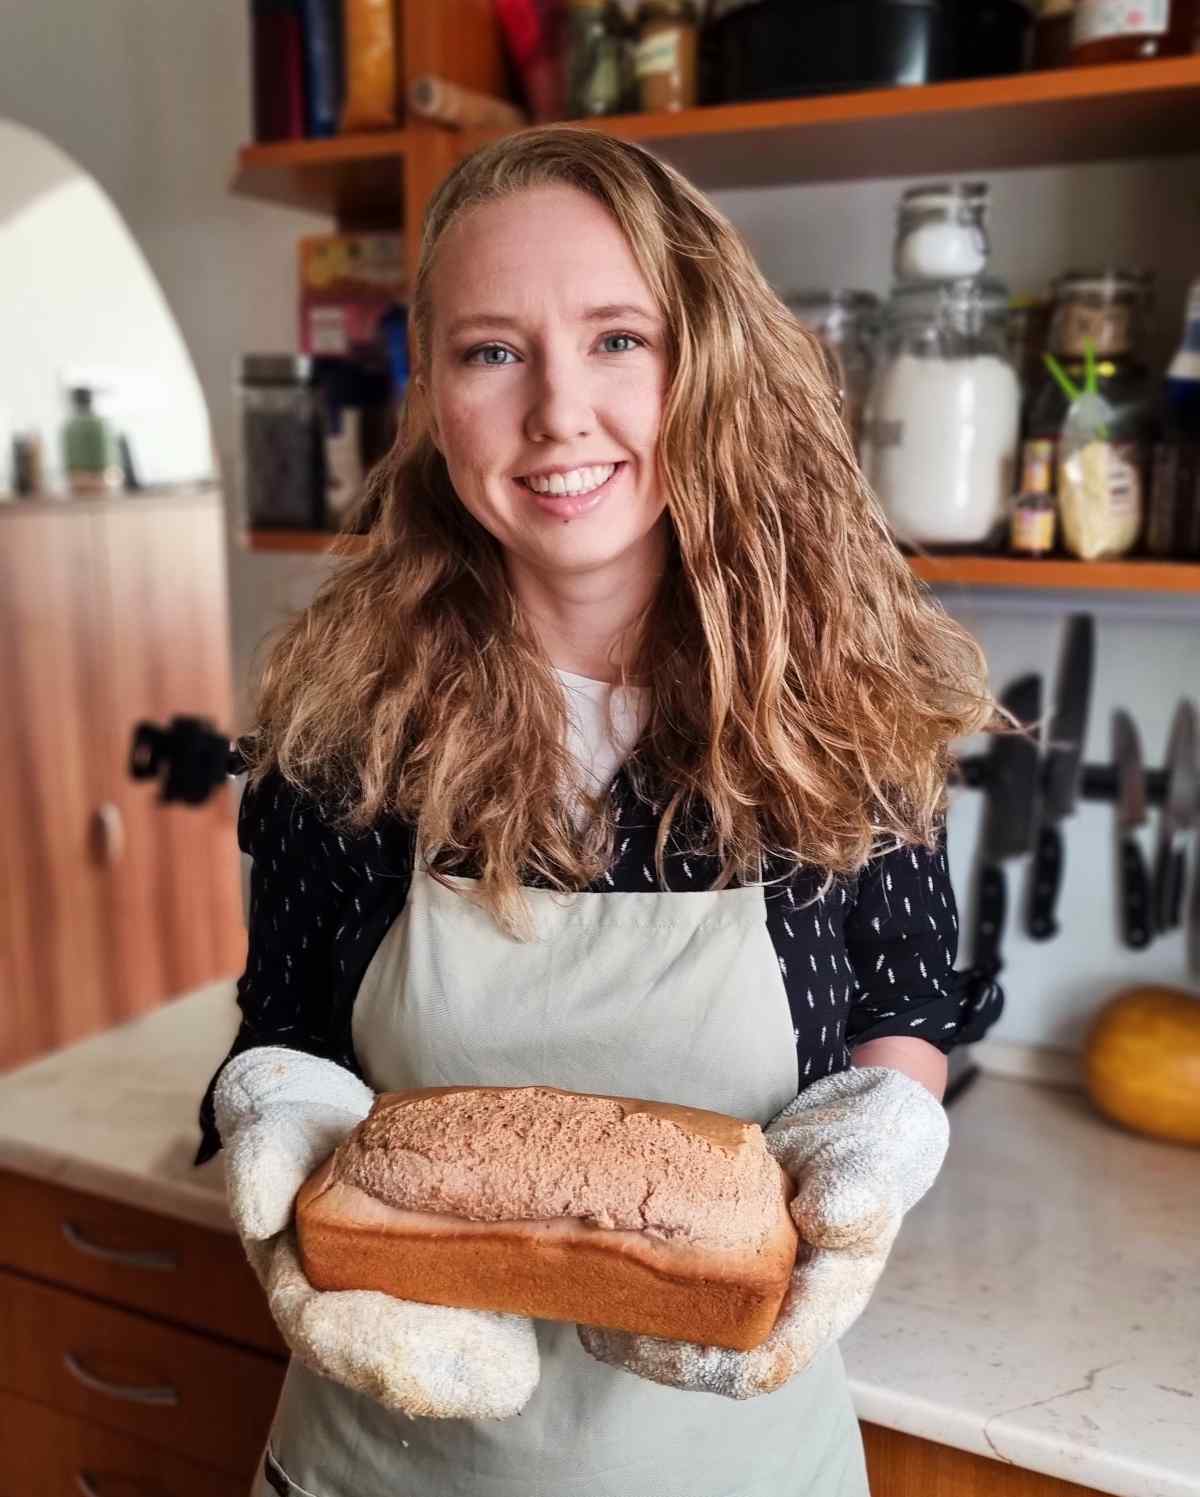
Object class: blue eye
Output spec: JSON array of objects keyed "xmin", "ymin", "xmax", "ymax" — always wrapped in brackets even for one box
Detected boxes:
[
  {"xmin": 466, "ymin": 345, "xmax": 517, "ymax": 366},
  {"xmin": 463, "ymin": 332, "xmax": 646, "ymax": 365}
]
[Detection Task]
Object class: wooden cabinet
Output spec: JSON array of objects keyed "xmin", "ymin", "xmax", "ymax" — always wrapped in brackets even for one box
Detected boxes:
[
  {"xmin": 0, "ymin": 491, "xmax": 246, "ymax": 1072},
  {"xmin": 0, "ymin": 1167, "xmax": 287, "ymax": 1493},
  {"xmin": 861, "ymin": 1422, "xmax": 1106, "ymax": 1495}
]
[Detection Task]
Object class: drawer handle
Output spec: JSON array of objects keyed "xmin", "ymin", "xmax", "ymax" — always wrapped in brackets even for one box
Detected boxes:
[
  {"xmin": 63, "ymin": 1351, "xmax": 180, "ymax": 1407},
  {"xmin": 62, "ymin": 1220, "xmax": 178, "ymax": 1271}
]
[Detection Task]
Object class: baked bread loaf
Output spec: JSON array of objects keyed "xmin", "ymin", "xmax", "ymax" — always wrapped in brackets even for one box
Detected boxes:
[{"xmin": 295, "ymin": 1084, "xmax": 799, "ymax": 1352}]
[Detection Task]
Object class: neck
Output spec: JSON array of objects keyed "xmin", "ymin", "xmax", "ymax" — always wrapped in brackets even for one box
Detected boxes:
[{"xmin": 504, "ymin": 522, "xmax": 666, "ymax": 686}]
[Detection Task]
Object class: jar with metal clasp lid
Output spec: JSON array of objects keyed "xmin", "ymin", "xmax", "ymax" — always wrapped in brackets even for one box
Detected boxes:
[
  {"xmin": 861, "ymin": 278, "xmax": 1021, "ymax": 550},
  {"xmin": 784, "ymin": 290, "xmax": 881, "ymax": 459}
]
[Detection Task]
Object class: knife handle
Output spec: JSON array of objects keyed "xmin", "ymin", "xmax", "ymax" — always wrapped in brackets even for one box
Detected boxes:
[
  {"xmin": 973, "ymin": 861, "xmax": 1006, "ymax": 977},
  {"xmin": 1027, "ymin": 822, "xmax": 1062, "ymax": 941},
  {"xmin": 1166, "ymin": 842, "xmax": 1187, "ymax": 931},
  {"xmin": 1120, "ymin": 835, "xmax": 1153, "ymax": 950}
]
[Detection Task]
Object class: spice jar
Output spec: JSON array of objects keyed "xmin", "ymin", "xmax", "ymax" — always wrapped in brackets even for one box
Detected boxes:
[
  {"xmin": 565, "ymin": 0, "xmax": 627, "ymax": 117},
  {"xmin": 861, "ymin": 279, "xmax": 1021, "ymax": 549},
  {"xmin": 1009, "ymin": 441, "xmax": 1058, "ymax": 556},
  {"xmin": 784, "ymin": 290, "xmax": 880, "ymax": 459},
  {"xmin": 1069, "ymin": 0, "xmax": 1197, "ymax": 63},
  {"xmin": 892, "ymin": 182, "xmax": 990, "ymax": 284},
  {"xmin": 1033, "ymin": 0, "xmax": 1075, "ymax": 67},
  {"xmin": 635, "ymin": 0, "xmax": 699, "ymax": 113},
  {"xmin": 237, "ymin": 354, "xmax": 326, "ymax": 529}
]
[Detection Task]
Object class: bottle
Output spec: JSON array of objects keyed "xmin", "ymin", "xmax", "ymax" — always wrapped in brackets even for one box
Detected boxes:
[
  {"xmin": 1034, "ymin": 0, "xmax": 1076, "ymax": 67},
  {"xmin": 1069, "ymin": 0, "xmax": 1197, "ymax": 64},
  {"xmin": 61, "ymin": 388, "xmax": 123, "ymax": 496},
  {"xmin": 1009, "ymin": 440, "xmax": 1059, "ymax": 556},
  {"xmin": 635, "ymin": 0, "xmax": 699, "ymax": 113},
  {"xmin": 1147, "ymin": 277, "xmax": 1200, "ymax": 558},
  {"xmin": 1024, "ymin": 270, "xmax": 1156, "ymax": 527},
  {"xmin": 564, "ymin": 0, "xmax": 626, "ymax": 117}
]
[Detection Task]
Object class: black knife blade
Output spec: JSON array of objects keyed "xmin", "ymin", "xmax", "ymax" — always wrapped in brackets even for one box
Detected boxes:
[
  {"xmin": 1151, "ymin": 700, "xmax": 1198, "ymax": 933},
  {"xmin": 972, "ymin": 673, "xmax": 1042, "ymax": 978},
  {"xmin": 1113, "ymin": 709, "xmax": 1153, "ymax": 950},
  {"xmin": 1027, "ymin": 614, "xmax": 1094, "ymax": 942}
]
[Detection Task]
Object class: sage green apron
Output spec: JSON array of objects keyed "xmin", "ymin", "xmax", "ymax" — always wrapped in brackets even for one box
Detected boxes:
[{"xmin": 250, "ymin": 861, "xmax": 871, "ymax": 1496}]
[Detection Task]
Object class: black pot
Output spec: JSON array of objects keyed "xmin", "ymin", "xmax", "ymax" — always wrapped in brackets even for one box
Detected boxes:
[{"xmin": 703, "ymin": 0, "xmax": 953, "ymax": 104}]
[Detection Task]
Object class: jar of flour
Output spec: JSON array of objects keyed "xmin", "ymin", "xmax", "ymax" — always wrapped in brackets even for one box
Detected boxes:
[{"xmin": 861, "ymin": 278, "xmax": 1020, "ymax": 549}]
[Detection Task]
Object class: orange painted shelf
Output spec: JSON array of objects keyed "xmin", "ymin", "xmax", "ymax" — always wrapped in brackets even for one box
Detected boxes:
[
  {"xmin": 233, "ymin": 54, "xmax": 1200, "ymax": 209},
  {"xmin": 906, "ymin": 553, "xmax": 1200, "ymax": 592},
  {"xmin": 244, "ymin": 530, "xmax": 1200, "ymax": 591}
]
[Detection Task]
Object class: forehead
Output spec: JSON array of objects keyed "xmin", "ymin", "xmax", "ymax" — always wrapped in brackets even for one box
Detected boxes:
[{"xmin": 430, "ymin": 184, "xmax": 657, "ymax": 329}]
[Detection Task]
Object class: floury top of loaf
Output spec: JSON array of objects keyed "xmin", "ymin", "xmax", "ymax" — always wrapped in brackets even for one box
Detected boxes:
[{"xmin": 328, "ymin": 1084, "xmax": 792, "ymax": 1252}]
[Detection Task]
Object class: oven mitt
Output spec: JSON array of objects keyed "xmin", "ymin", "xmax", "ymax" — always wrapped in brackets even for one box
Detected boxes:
[
  {"xmin": 577, "ymin": 1065, "xmax": 949, "ymax": 1400},
  {"xmin": 213, "ymin": 1046, "xmax": 540, "ymax": 1420}
]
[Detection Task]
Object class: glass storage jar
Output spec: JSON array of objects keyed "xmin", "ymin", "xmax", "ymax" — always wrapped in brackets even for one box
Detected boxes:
[
  {"xmin": 784, "ymin": 289, "xmax": 880, "ymax": 458},
  {"xmin": 237, "ymin": 354, "xmax": 326, "ymax": 529},
  {"xmin": 892, "ymin": 182, "xmax": 991, "ymax": 284},
  {"xmin": 861, "ymin": 279, "xmax": 1021, "ymax": 549},
  {"xmin": 635, "ymin": 0, "xmax": 699, "ymax": 111}
]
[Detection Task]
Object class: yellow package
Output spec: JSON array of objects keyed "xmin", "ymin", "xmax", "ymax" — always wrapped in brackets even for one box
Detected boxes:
[{"xmin": 341, "ymin": 0, "xmax": 403, "ymax": 132}]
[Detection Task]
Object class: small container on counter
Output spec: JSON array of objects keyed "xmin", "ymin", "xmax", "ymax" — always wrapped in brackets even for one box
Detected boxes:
[
  {"xmin": 784, "ymin": 290, "xmax": 881, "ymax": 458},
  {"xmin": 892, "ymin": 182, "xmax": 990, "ymax": 284},
  {"xmin": 861, "ymin": 278, "xmax": 1021, "ymax": 549},
  {"xmin": 237, "ymin": 354, "xmax": 326, "ymax": 530},
  {"xmin": 1069, "ymin": 0, "xmax": 1197, "ymax": 63},
  {"xmin": 565, "ymin": 0, "xmax": 628, "ymax": 117},
  {"xmin": 635, "ymin": 0, "xmax": 699, "ymax": 112},
  {"xmin": 704, "ymin": 0, "xmax": 952, "ymax": 103},
  {"xmin": 952, "ymin": 0, "xmax": 1036, "ymax": 77}
]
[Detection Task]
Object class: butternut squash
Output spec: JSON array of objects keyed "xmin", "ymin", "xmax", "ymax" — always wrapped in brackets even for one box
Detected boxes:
[{"xmin": 1083, "ymin": 985, "xmax": 1200, "ymax": 1147}]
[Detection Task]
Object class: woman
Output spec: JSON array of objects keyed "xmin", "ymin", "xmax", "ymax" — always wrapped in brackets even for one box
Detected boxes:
[{"xmin": 197, "ymin": 124, "xmax": 1009, "ymax": 1496}]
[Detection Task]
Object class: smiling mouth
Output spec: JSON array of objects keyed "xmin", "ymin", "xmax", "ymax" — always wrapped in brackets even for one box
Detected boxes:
[{"xmin": 512, "ymin": 461, "xmax": 625, "ymax": 517}]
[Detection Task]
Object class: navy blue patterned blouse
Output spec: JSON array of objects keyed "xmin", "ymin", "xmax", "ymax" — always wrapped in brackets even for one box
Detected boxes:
[{"xmin": 193, "ymin": 762, "xmax": 1002, "ymax": 1166}]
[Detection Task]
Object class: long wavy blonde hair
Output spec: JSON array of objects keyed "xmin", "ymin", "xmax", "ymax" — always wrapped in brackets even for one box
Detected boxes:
[{"xmin": 240, "ymin": 124, "xmax": 1010, "ymax": 939}]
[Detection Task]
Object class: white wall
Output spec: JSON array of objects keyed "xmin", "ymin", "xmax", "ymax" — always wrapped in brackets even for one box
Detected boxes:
[
  {"xmin": 0, "ymin": 120, "xmax": 213, "ymax": 491},
  {"xmin": 3, "ymin": 0, "xmax": 1195, "ymax": 1057}
]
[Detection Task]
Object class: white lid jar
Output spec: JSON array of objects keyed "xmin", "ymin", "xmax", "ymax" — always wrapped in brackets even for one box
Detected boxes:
[
  {"xmin": 893, "ymin": 181, "xmax": 990, "ymax": 284},
  {"xmin": 861, "ymin": 278, "xmax": 1021, "ymax": 549}
]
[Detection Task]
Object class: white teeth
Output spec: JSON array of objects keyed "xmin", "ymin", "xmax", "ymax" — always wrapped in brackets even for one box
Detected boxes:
[{"xmin": 521, "ymin": 463, "xmax": 616, "ymax": 496}]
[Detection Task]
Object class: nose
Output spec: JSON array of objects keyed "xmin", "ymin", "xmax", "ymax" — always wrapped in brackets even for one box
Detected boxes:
[{"xmin": 523, "ymin": 345, "xmax": 595, "ymax": 444}]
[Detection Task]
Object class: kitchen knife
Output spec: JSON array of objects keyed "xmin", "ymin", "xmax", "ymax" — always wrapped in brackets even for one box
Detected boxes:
[
  {"xmin": 1027, "ymin": 613, "xmax": 1094, "ymax": 942},
  {"xmin": 1113, "ymin": 709, "xmax": 1153, "ymax": 951},
  {"xmin": 1151, "ymin": 699, "xmax": 1198, "ymax": 933},
  {"xmin": 971, "ymin": 673, "xmax": 1042, "ymax": 978}
]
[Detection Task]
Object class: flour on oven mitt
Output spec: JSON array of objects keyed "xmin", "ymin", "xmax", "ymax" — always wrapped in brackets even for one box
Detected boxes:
[
  {"xmin": 249, "ymin": 1227, "xmax": 541, "ymax": 1420},
  {"xmin": 214, "ymin": 1045, "xmax": 541, "ymax": 1420},
  {"xmin": 577, "ymin": 1066, "xmax": 949, "ymax": 1400}
]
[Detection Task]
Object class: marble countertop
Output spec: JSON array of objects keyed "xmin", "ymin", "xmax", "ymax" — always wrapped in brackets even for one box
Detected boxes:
[{"xmin": 0, "ymin": 982, "xmax": 1196, "ymax": 1497}]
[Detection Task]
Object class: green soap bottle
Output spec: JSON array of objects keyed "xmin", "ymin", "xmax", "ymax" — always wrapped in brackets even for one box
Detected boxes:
[{"xmin": 62, "ymin": 387, "xmax": 122, "ymax": 496}]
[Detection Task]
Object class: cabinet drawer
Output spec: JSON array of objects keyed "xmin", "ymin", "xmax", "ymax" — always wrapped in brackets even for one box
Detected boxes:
[
  {"xmin": 0, "ymin": 1266, "xmax": 285, "ymax": 1477},
  {"xmin": 0, "ymin": 1385, "xmax": 250, "ymax": 1497},
  {"xmin": 0, "ymin": 1169, "xmax": 286, "ymax": 1356}
]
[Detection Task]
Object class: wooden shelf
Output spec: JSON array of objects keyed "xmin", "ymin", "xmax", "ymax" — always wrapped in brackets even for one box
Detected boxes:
[
  {"xmin": 232, "ymin": 130, "xmax": 410, "ymax": 222},
  {"xmin": 245, "ymin": 530, "xmax": 1200, "ymax": 592},
  {"xmin": 908, "ymin": 553, "xmax": 1200, "ymax": 592},
  {"xmin": 242, "ymin": 528, "xmax": 349, "ymax": 553},
  {"xmin": 232, "ymin": 55, "xmax": 1200, "ymax": 212}
]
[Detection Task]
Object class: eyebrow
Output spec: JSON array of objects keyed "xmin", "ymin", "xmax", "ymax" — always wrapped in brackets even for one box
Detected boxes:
[{"xmin": 445, "ymin": 303, "xmax": 661, "ymax": 340}]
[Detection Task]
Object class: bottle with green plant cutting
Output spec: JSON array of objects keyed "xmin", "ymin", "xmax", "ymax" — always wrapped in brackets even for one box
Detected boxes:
[{"xmin": 1049, "ymin": 339, "xmax": 1142, "ymax": 560}]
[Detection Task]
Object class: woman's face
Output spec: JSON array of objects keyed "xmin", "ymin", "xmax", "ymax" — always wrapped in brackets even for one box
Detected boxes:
[{"xmin": 424, "ymin": 184, "xmax": 669, "ymax": 583}]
